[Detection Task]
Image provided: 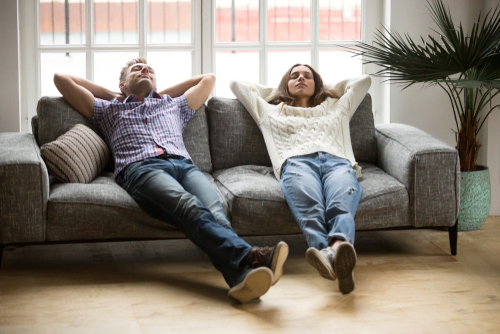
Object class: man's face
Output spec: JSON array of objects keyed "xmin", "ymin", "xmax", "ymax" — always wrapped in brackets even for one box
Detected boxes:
[{"xmin": 120, "ymin": 63, "xmax": 157, "ymax": 96}]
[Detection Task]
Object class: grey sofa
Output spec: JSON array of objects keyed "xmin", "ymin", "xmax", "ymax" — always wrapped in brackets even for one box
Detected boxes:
[{"xmin": 0, "ymin": 94, "xmax": 460, "ymax": 265}]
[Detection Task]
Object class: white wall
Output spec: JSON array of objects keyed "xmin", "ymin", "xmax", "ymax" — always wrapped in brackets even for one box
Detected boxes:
[
  {"xmin": 480, "ymin": 0, "xmax": 500, "ymax": 215},
  {"xmin": 0, "ymin": 0, "xmax": 21, "ymax": 133},
  {"xmin": 382, "ymin": 0, "xmax": 500, "ymax": 215}
]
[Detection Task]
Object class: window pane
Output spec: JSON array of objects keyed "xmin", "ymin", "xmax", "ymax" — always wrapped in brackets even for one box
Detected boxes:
[
  {"xmin": 147, "ymin": 52, "xmax": 192, "ymax": 92},
  {"xmin": 319, "ymin": 0, "xmax": 361, "ymax": 41},
  {"xmin": 268, "ymin": 0, "xmax": 310, "ymax": 42},
  {"xmin": 216, "ymin": 0, "xmax": 259, "ymax": 43},
  {"xmin": 319, "ymin": 49, "xmax": 361, "ymax": 85},
  {"xmin": 267, "ymin": 50, "xmax": 311, "ymax": 88},
  {"xmin": 94, "ymin": 0, "xmax": 138, "ymax": 44},
  {"xmin": 216, "ymin": 50, "xmax": 259, "ymax": 98},
  {"xmin": 40, "ymin": 0, "xmax": 85, "ymax": 45},
  {"xmin": 147, "ymin": 0, "xmax": 191, "ymax": 44},
  {"xmin": 94, "ymin": 52, "xmax": 139, "ymax": 91},
  {"xmin": 41, "ymin": 53, "xmax": 86, "ymax": 96}
]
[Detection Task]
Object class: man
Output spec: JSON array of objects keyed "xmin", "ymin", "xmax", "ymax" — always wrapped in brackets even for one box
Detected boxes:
[{"xmin": 53, "ymin": 58, "xmax": 288, "ymax": 303}]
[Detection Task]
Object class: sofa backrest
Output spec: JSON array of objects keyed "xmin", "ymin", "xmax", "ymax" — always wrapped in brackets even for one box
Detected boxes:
[
  {"xmin": 34, "ymin": 96, "xmax": 213, "ymax": 173},
  {"xmin": 206, "ymin": 93, "xmax": 377, "ymax": 170}
]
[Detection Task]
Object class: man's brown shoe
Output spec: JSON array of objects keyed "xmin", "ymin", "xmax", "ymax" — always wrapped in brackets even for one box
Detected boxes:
[
  {"xmin": 245, "ymin": 241, "xmax": 289, "ymax": 286},
  {"xmin": 334, "ymin": 242, "xmax": 357, "ymax": 294},
  {"xmin": 305, "ymin": 247, "xmax": 336, "ymax": 281}
]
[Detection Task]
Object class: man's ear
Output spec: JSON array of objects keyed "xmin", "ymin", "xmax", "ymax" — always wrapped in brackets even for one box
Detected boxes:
[{"xmin": 119, "ymin": 82, "xmax": 128, "ymax": 95}]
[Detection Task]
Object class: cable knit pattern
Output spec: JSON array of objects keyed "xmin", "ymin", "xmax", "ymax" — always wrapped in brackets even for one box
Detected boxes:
[{"xmin": 230, "ymin": 75, "xmax": 372, "ymax": 180}]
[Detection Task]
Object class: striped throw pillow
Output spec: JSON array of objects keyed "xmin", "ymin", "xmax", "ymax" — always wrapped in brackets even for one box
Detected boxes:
[{"xmin": 40, "ymin": 124, "xmax": 111, "ymax": 184}]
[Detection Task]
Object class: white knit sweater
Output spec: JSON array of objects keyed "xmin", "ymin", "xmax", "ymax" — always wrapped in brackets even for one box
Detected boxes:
[{"xmin": 230, "ymin": 75, "xmax": 372, "ymax": 181}]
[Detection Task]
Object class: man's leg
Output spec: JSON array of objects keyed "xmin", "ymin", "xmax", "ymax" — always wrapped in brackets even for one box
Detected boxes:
[
  {"xmin": 177, "ymin": 159, "xmax": 232, "ymax": 230},
  {"xmin": 122, "ymin": 157, "xmax": 252, "ymax": 287}
]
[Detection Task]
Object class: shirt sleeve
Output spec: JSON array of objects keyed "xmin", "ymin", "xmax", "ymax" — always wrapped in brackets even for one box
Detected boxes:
[
  {"xmin": 172, "ymin": 94, "xmax": 197, "ymax": 130},
  {"xmin": 92, "ymin": 97, "xmax": 113, "ymax": 123}
]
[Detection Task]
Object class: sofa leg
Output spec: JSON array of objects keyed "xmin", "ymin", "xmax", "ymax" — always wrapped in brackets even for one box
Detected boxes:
[{"xmin": 448, "ymin": 220, "xmax": 458, "ymax": 256}]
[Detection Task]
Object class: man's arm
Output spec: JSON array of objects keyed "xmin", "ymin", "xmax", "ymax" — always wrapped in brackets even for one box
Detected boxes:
[
  {"xmin": 158, "ymin": 73, "xmax": 216, "ymax": 110},
  {"xmin": 53, "ymin": 74, "xmax": 122, "ymax": 118}
]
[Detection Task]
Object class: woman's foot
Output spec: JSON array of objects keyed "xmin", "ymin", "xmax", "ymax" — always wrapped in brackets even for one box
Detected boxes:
[
  {"xmin": 228, "ymin": 267, "xmax": 273, "ymax": 303},
  {"xmin": 305, "ymin": 247, "xmax": 336, "ymax": 281},
  {"xmin": 334, "ymin": 242, "xmax": 357, "ymax": 294}
]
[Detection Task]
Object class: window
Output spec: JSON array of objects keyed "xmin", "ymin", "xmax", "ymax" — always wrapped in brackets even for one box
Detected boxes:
[
  {"xmin": 20, "ymin": 0, "xmax": 369, "ymax": 131},
  {"xmin": 211, "ymin": 0, "xmax": 364, "ymax": 98}
]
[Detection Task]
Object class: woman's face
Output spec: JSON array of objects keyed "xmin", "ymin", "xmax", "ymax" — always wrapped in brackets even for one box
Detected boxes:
[{"xmin": 287, "ymin": 65, "xmax": 315, "ymax": 99}]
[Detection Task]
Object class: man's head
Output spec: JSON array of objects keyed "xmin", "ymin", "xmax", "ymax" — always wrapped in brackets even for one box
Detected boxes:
[{"xmin": 119, "ymin": 57, "xmax": 157, "ymax": 97}]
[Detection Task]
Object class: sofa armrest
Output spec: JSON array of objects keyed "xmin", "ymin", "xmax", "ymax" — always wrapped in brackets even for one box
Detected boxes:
[
  {"xmin": 0, "ymin": 133, "xmax": 48, "ymax": 244},
  {"xmin": 375, "ymin": 124, "xmax": 460, "ymax": 228}
]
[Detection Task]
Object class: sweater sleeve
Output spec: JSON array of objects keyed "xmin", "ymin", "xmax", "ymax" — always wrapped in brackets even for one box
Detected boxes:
[
  {"xmin": 332, "ymin": 75, "xmax": 371, "ymax": 119},
  {"xmin": 230, "ymin": 80, "xmax": 276, "ymax": 124}
]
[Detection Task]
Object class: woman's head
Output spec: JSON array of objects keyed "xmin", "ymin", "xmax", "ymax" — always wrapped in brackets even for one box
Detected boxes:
[{"xmin": 269, "ymin": 63, "xmax": 339, "ymax": 108}]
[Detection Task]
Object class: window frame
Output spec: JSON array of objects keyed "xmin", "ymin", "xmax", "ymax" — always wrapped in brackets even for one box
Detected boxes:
[
  {"xmin": 206, "ymin": 0, "xmax": 367, "ymax": 93},
  {"xmin": 20, "ymin": 0, "xmax": 378, "ymax": 133}
]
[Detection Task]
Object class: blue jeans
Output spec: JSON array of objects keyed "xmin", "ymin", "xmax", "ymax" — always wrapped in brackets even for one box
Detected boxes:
[
  {"xmin": 280, "ymin": 152, "xmax": 362, "ymax": 250},
  {"xmin": 122, "ymin": 155, "xmax": 253, "ymax": 287}
]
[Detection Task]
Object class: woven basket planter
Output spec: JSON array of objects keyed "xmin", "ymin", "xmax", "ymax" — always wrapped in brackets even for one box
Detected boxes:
[{"xmin": 457, "ymin": 165, "xmax": 491, "ymax": 231}]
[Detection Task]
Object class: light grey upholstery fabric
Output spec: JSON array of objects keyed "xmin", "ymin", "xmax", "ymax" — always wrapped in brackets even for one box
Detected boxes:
[
  {"xmin": 212, "ymin": 166, "xmax": 298, "ymax": 235},
  {"xmin": 182, "ymin": 106, "xmax": 213, "ymax": 173},
  {"xmin": 0, "ymin": 133, "xmax": 49, "ymax": 244},
  {"xmin": 375, "ymin": 123, "xmax": 460, "ymax": 228},
  {"xmin": 206, "ymin": 98, "xmax": 273, "ymax": 170},
  {"xmin": 47, "ymin": 172, "xmax": 185, "ymax": 241},
  {"xmin": 36, "ymin": 97, "xmax": 212, "ymax": 172},
  {"xmin": 355, "ymin": 163, "xmax": 410, "ymax": 230},
  {"xmin": 207, "ymin": 95, "xmax": 377, "ymax": 169},
  {"xmin": 350, "ymin": 94, "xmax": 377, "ymax": 164},
  {"xmin": 212, "ymin": 163, "xmax": 409, "ymax": 235},
  {"xmin": 37, "ymin": 97, "xmax": 101, "ymax": 147},
  {"xmin": 31, "ymin": 115, "xmax": 39, "ymax": 145},
  {"xmin": 46, "ymin": 171, "xmax": 229, "ymax": 241}
]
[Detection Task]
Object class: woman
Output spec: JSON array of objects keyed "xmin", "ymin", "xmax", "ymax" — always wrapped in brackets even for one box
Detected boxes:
[{"xmin": 230, "ymin": 64, "xmax": 371, "ymax": 294}]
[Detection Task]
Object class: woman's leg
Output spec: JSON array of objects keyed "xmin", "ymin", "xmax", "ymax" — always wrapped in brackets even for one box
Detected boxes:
[
  {"xmin": 279, "ymin": 154, "xmax": 329, "ymax": 250},
  {"xmin": 322, "ymin": 154, "xmax": 362, "ymax": 246}
]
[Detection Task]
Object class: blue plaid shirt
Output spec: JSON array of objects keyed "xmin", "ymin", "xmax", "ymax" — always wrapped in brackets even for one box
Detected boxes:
[{"xmin": 91, "ymin": 90, "xmax": 196, "ymax": 184}]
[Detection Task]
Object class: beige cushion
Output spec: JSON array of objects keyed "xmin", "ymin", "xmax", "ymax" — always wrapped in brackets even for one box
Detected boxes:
[{"xmin": 40, "ymin": 124, "xmax": 111, "ymax": 184}]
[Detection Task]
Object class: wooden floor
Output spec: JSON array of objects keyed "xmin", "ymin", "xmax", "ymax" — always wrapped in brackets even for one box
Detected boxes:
[{"xmin": 0, "ymin": 218, "xmax": 499, "ymax": 334}]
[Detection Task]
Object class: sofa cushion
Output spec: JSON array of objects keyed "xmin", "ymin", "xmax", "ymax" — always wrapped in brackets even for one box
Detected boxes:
[
  {"xmin": 40, "ymin": 124, "xmax": 111, "ymax": 184},
  {"xmin": 355, "ymin": 163, "xmax": 410, "ymax": 230},
  {"xmin": 35, "ymin": 97, "xmax": 212, "ymax": 172},
  {"xmin": 46, "ymin": 171, "xmax": 228, "ymax": 241},
  {"xmin": 350, "ymin": 94, "xmax": 377, "ymax": 164},
  {"xmin": 212, "ymin": 163, "xmax": 409, "ymax": 235},
  {"xmin": 212, "ymin": 165, "xmax": 298, "ymax": 235},
  {"xmin": 206, "ymin": 94, "xmax": 377, "ymax": 170},
  {"xmin": 206, "ymin": 98, "xmax": 273, "ymax": 170}
]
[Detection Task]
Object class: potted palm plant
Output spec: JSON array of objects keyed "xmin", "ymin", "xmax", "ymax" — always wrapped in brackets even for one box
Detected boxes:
[{"xmin": 347, "ymin": 0, "xmax": 500, "ymax": 231}]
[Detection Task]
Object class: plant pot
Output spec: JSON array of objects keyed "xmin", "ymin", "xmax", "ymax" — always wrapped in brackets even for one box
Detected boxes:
[{"xmin": 457, "ymin": 165, "xmax": 491, "ymax": 231}]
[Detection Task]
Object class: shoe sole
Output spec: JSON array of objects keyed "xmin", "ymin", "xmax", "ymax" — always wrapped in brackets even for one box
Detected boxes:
[
  {"xmin": 305, "ymin": 247, "xmax": 336, "ymax": 281},
  {"xmin": 270, "ymin": 241, "xmax": 289, "ymax": 286},
  {"xmin": 228, "ymin": 267, "xmax": 273, "ymax": 303},
  {"xmin": 334, "ymin": 242, "xmax": 357, "ymax": 294}
]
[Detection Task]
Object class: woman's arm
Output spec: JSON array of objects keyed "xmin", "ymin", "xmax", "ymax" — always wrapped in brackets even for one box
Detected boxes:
[
  {"xmin": 333, "ymin": 75, "xmax": 371, "ymax": 119},
  {"xmin": 230, "ymin": 80, "xmax": 276, "ymax": 124},
  {"xmin": 158, "ymin": 73, "xmax": 216, "ymax": 110}
]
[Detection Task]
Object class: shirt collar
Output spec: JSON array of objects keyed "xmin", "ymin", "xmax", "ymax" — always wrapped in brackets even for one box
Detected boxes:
[{"xmin": 124, "ymin": 90, "xmax": 162, "ymax": 103}]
